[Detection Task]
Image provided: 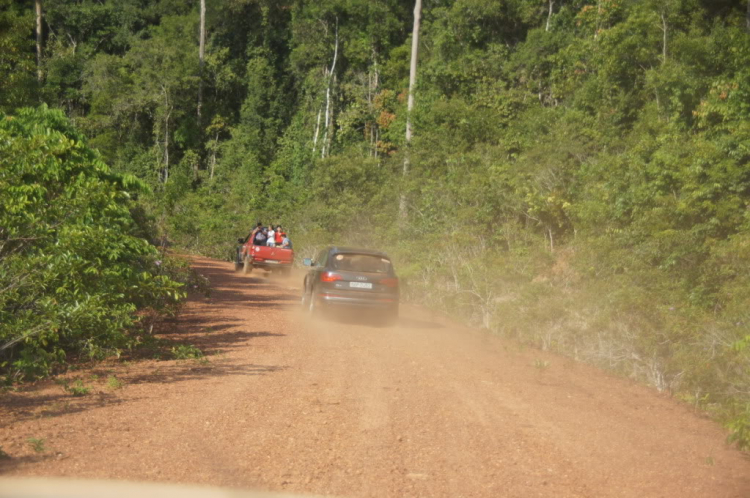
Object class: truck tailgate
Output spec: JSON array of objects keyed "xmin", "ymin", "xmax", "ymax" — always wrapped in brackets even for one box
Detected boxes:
[{"xmin": 251, "ymin": 246, "xmax": 293, "ymax": 263}]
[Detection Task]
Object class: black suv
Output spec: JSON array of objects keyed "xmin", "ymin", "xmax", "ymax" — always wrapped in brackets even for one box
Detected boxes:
[{"xmin": 301, "ymin": 247, "xmax": 399, "ymax": 325}]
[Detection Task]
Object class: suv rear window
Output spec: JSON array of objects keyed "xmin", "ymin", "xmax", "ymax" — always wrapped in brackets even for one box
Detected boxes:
[{"xmin": 331, "ymin": 253, "xmax": 392, "ymax": 273}]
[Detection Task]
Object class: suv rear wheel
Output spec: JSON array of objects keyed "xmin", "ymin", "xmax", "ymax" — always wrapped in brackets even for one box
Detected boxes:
[{"xmin": 308, "ymin": 291, "xmax": 320, "ymax": 317}]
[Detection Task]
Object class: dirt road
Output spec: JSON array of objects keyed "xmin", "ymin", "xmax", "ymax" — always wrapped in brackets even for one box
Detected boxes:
[{"xmin": 1, "ymin": 257, "xmax": 749, "ymax": 497}]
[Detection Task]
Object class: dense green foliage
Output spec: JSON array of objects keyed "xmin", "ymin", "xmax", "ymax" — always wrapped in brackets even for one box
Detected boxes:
[
  {"xmin": 0, "ymin": 106, "xmax": 184, "ymax": 380},
  {"xmin": 2, "ymin": 0, "xmax": 749, "ymax": 446}
]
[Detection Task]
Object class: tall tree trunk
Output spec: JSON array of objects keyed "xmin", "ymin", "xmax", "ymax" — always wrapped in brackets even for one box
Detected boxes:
[
  {"xmin": 399, "ymin": 0, "xmax": 422, "ymax": 221},
  {"xmin": 594, "ymin": 0, "xmax": 601, "ymax": 39},
  {"xmin": 35, "ymin": 0, "xmax": 43, "ymax": 83},
  {"xmin": 209, "ymin": 131, "xmax": 218, "ymax": 179},
  {"xmin": 163, "ymin": 112, "xmax": 170, "ymax": 183},
  {"xmin": 324, "ymin": 74, "xmax": 337, "ymax": 157},
  {"xmin": 375, "ymin": 127, "xmax": 380, "ymax": 159},
  {"xmin": 660, "ymin": 11, "xmax": 668, "ymax": 65},
  {"xmin": 547, "ymin": 227, "xmax": 554, "ymax": 253},
  {"xmin": 312, "ymin": 107, "xmax": 322, "ymax": 154},
  {"xmin": 162, "ymin": 86, "xmax": 171, "ymax": 184},
  {"xmin": 369, "ymin": 49, "xmax": 380, "ymax": 158},
  {"xmin": 321, "ymin": 20, "xmax": 339, "ymax": 159},
  {"xmin": 545, "ymin": 0, "xmax": 555, "ymax": 32},
  {"xmin": 746, "ymin": 0, "xmax": 749, "ymax": 32},
  {"xmin": 197, "ymin": 0, "xmax": 206, "ymax": 130}
]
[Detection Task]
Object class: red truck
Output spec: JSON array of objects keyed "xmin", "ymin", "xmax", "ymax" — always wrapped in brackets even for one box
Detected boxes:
[{"xmin": 234, "ymin": 237, "xmax": 294, "ymax": 276}]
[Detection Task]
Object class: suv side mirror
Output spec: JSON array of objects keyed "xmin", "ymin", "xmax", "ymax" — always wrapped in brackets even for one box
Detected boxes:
[
  {"xmin": 303, "ymin": 258, "xmax": 312, "ymax": 267},
  {"xmin": 237, "ymin": 238, "xmax": 244, "ymax": 244}
]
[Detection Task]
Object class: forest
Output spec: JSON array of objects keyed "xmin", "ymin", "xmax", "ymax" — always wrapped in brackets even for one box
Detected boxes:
[{"xmin": 1, "ymin": 0, "xmax": 750, "ymax": 447}]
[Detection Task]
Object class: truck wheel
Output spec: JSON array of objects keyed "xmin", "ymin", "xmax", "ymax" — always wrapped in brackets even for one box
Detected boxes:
[
  {"xmin": 233, "ymin": 248, "xmax": 242, "ymax": 271},
  {"xmin": 242, "ymin": 256, "xmax": 252, "ymax": 275}
]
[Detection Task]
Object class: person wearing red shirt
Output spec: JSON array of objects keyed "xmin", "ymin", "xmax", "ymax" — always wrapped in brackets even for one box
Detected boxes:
[{"xmin": 274, "ymin": 225, "xmax": 284, "ymax": 246}]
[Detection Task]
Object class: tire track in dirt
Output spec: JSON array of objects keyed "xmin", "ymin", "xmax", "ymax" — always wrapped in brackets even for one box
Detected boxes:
[{"xmin": 1, "ymin": 257, "xmax": 749, "ymax": 497}]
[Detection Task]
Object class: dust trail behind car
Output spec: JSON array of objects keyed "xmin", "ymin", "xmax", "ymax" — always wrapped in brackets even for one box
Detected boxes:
[{"xmin": 1, "ymin": 257, "xmax": 748, "ymax": 498}]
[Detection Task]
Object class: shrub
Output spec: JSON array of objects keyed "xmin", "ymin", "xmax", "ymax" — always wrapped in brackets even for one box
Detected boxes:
[
  {"xmin": 727, "ymin": 409, "xmax": 750, "ymax": 451},
  {"xmin": 0, "ymin": 106, "xmax": 185, "ymax": 382},
  {"xmin": 66, "ymin": 380, "xmax": 90, "ymax": 396},
  {"xmin": 171, "ymin": 344, "xmax": 203, "ymax": 360}
]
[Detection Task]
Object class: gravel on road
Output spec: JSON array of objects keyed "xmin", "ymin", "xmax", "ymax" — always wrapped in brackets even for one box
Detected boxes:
[{"xmin": 1, "ymin": 257, "xmax": 748, "ymax": 497}]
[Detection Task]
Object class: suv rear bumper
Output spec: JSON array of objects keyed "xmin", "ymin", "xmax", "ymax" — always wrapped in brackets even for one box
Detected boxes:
[
  {"xmin": 252, "ymin": 259, "xmax": 293, "ymax": 269},
  {"xmin": 316, "ymin": 292, "xmax": 398, "ymax": 311}
]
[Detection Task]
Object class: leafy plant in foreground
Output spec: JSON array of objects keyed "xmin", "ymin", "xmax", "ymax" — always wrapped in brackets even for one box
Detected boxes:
[{"xmin": 0, "ymin": 106, "xmax": 186, "ymax": 382}]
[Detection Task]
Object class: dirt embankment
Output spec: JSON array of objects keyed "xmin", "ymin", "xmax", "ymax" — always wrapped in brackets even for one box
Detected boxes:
[{"xmin": 1, "ymin": 257, "xmax": 749, "ymax": 497}]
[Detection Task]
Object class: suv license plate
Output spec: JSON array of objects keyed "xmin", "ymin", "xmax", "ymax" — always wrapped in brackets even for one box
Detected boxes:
[
  {"xmin": 349, "ymin": 282, "xmax": 372, "ymax": 289},
  {"xmin": 265, "ymin": 260, "xmax": 279, "ymax": 264}
]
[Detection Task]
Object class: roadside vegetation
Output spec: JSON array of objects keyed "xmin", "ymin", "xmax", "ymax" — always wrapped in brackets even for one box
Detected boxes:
[
  {"xmin": 1, "ymin": 0, "xmax": 749, "ymax": 447},
  {"xmin": 0, "ymin": 106, "xmax": 189, "ymax": 383}
]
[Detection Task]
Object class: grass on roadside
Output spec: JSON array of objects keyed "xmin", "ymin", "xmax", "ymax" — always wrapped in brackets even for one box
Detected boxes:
[
  {"xmin": 171, "ymin": 344, "xmax": 204, "ymax": 361},
  {"xmin": 106, "ymin": 375, "xmax": 124, "ymax": 390},
  {"xmin": 27, "ymin": 438, "xmax": 46, "ymax": 453}
]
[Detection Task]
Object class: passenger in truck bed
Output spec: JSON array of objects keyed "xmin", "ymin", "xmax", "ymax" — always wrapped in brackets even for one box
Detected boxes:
[
  {"xmin": 254, "ymin": 226, "xmax": 268, "ymax": 246},
  {"xmin": 274, "ymin": 225, "xmax": 284, "ymax": 246},
  {"xmin": 243, "ymin": 223, "xmax": 292, "ymax": 249},
  {"xmin": 247, "ymin": 222, "xmax": 262, "ymax": 244},
  {"xmin": 281, "ymin": 232, "xmax": 292, "ymax": 249}
]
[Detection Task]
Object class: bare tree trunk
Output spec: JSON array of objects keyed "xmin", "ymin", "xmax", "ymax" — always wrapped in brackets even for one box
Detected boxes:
[
  {"xmin": 594, "ymin": 0, "xmax": 601, "ymax": 39},
  {"xmin": 312, "ymin": 107, "xmax": 322, "ymax": 154},
  {"xmin": 374, "ymin": 126, "xmax": 379, "ymax": 159},
  {"xmin": 404, "ymin": 2, "xmax": 420, "ymax": 154},
  {"xmin": 197, "ymin": 0, "xmax": 206, "ymax": 130},
  {"xmin": 321, "ymin": 20, "xmax": 339, "ymax": 159},
  {"xmin": 548, "ymin": 227, "xmax": 554, "ymax": 253},
  {"xmin": 324, "ymin": 74, "xmax": 338, "ymax": 157},
  {"xmin": 65, "ymin": 33, "xmax": 77, "ymax": 53},
  {"xmin": 35, "ymin": 0, "xmax": 43, "ymax": 83},
  {"xmin": 163, "ymin": 113, "xmax": 170, "ymax": 183},
  {"xmin": 545, "ymin": 0, "xmax": 555, "ymax": 32},
  {"xmin": 162, "ymin": 86, "xmax": 171, "ymax": 183},
  {"xmin": 367, "ymin": 67, "xmax": 373, "ymax": 108},
  {"xmin": 660, "ymin": 11, "xmax": 668, "ymax": 65},
  {"xmin": 370, "ymin": 49, "xmax": 380, "ymax": 157},
  {"xmin": 399, "ymin": 0, "xmax": 422, "ymax": 221},
  {"xmin": 209, "ymin": 131, "xmax": 218, "ymax": 179}
]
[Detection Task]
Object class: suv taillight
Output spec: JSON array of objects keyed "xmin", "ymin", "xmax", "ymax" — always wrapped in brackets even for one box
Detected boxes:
[
  {"xmin": 380, "ymin": 277, "xmax": 399, "ymax": 287},
  {"xmin": 320, "ymin": 272, "xmax": 342, "ymax": 282}
]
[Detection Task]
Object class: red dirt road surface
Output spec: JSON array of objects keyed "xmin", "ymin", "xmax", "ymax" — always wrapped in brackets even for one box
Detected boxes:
[{"xmin": 2, "ymin": 257, "xmax": 749, "ymax": 497}]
